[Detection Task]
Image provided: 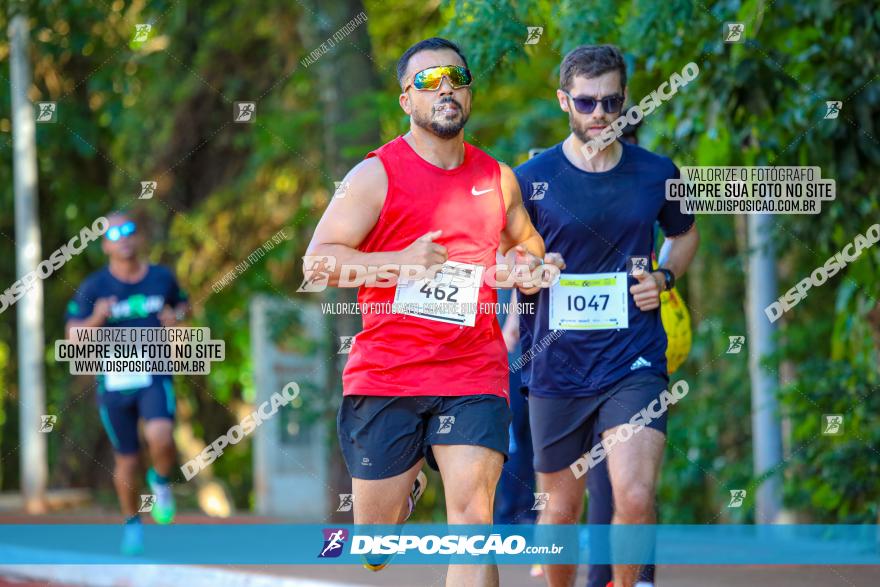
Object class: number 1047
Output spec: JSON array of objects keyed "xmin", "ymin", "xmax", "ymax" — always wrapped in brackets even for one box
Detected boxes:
[{"xmin": 567, "ymin": 294, "xmax": 609, "ymax": 312}]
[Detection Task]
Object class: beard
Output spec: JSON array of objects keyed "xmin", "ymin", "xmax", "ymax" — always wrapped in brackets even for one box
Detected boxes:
[
  {"xmin": 569, "ymin": 113, "xmax": 614, "ymax": 145},
  {"xmin": 412, "ymin": 98, "xmax": 470, "ymax": 139}
]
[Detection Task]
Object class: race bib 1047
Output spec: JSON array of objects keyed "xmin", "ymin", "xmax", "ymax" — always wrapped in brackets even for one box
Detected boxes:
[{"xmin": 548, "ymin": 272, "xmax": 629, "ymax": 330}]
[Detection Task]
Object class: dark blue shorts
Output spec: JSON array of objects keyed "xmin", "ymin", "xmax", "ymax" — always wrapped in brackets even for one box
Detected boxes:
[
  {"xmin": 97, "ymin": 376, "xmax": 176, "ymax": 455},
  {"xmin": 528, "ymin": 371, "xmax": 669, "ymax": 473},
  {"xmin": 338, "ymin": 394, "xmax": 511, "ymax": 480}
]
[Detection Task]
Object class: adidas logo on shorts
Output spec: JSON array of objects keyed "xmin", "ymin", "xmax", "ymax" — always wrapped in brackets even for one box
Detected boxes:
[{"xmin": 630, "ymin": 356, "xmax": 652, "ymax": 371}]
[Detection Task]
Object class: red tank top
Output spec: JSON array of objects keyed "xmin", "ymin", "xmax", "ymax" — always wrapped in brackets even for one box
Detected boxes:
[{"xmin": 342, "ymin": 136, "xmax": 509, "ymax": 400}]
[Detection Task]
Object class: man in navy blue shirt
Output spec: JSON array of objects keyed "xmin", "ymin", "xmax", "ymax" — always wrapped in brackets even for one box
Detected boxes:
[
  {"xmin": 515, "ymin": 45, "xmax": 699, "ymax": 587},
  {"xmin": 65, "ymin": 212, "xmax": 188, "ymax": 555}
]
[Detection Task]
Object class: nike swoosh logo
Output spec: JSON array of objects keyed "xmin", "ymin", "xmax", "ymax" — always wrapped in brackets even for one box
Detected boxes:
[{"xmin": 471, "ymin": 186, "xmax": 494, "ymax": 196}]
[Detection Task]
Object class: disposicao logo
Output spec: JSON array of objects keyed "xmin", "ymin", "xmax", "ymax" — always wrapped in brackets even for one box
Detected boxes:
[{"xmin": 318, "ymin": 528, "xmax": 348, "ymax": 558}]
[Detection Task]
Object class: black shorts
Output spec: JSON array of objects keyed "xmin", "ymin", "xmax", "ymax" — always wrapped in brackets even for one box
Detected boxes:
[
  {"xmin": 97, "ymin": 375, "xmax": 176, "ymax": 455},
  {"xmin": 528, "ymin": 371, "xmax": 669, "ymax": 473},
  {"xmin": 337, "ymin": 394, "xmax": 511, "ymax": 480}
]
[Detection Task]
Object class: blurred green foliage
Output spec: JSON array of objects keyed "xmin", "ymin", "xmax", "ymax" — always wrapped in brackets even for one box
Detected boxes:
[{"xmin": 0, "ymin": 0, "xmax": 877, "ymax": 522}]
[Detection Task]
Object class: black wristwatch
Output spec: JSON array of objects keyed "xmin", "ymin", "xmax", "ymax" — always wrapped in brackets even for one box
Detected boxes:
[{"xmin": 658, "ymin": 268, "xmax": 675, "ymax": 291}]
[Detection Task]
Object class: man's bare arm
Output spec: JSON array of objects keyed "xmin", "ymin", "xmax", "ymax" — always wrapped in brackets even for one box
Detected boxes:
[
  {"xmin": 498, "ymin": 163, "xmax": 565, "ymax": 294},
  {"xmin": 658, "ymin": 223, "xmax": 699, "ymax": 281},
  {"xmin": 631, "ymin": 223, "xmax": 700, "ymax": 311},
  {"xmin": 304, "ymin": 158, "xmax": 447, "ymax": 287},
  {"xmin": 65, "ymin": 296, "xmax": 115, "ymax": 340},
  {"xmin": 499, "ymin": 163, "xmax": 545, "ymax": 258}
]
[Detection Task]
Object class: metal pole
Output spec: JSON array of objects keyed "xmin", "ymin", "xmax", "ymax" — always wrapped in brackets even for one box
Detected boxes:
[
  {"xmin": 747, "ymin": 214, "xmax": 784, "ymax": 523},
  {"xmin": 250, "ymin": 296, "xmax": 270, "ymax": 515},
  {"xmin": 9, "ymin": 10, "xmax": 48, "ymax": 513}
]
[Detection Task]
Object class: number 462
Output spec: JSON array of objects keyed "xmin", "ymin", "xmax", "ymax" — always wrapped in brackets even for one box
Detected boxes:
[
  {"xmin": 567, "ymin": 294, "xmax": 609, "ymax": 311},
  {"xmin": 419, "ymin": 283, "xmax": 459, "ymax": 302}
]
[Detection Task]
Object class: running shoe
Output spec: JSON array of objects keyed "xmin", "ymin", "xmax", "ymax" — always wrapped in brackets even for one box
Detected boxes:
[
  {"xmin": 146, "ymin": 467, "xmax": 176, "ymax": 525},
  {"xmin": 120, "ymin": 517, "xmax": 144, "ymax": 556}
]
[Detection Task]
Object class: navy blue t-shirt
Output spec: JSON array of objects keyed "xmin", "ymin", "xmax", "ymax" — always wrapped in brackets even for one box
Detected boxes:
[
  {"xmin": 66, "ymin": 264, "xmax": 186, "ymax": 328},
  {"xmin": 66, "ymin": 264, "xmax": 186, "ymax": 389},
  {"xmin": 515, "ymin": 141, "xmax": 694, "ymax": 397}
]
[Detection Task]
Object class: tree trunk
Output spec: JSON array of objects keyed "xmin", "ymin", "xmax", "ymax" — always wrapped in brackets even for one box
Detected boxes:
[{"xmin": 296, "ymin": 0, "xmax": 382, "ymax": 522}]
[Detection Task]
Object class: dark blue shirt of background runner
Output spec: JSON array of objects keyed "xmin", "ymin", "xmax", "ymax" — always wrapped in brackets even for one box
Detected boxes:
[
  {"xmin": 514, "ymin": 141, "xmax": 693, "ymax": 397},
  {"xmin": 66, "ymin": 264, "xmax": 186, "ymax": 328}
]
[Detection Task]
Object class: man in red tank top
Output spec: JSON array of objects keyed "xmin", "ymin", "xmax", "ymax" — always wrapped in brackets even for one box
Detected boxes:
[{"xmin": 304, "ymin": 38, "xmax": 564, "ymax": 585}]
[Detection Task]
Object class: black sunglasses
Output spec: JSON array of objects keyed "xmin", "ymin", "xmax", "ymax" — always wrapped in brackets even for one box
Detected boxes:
[{"xmin": 562, "ymin": 91, "xmax": 625, "ymax": 114}]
